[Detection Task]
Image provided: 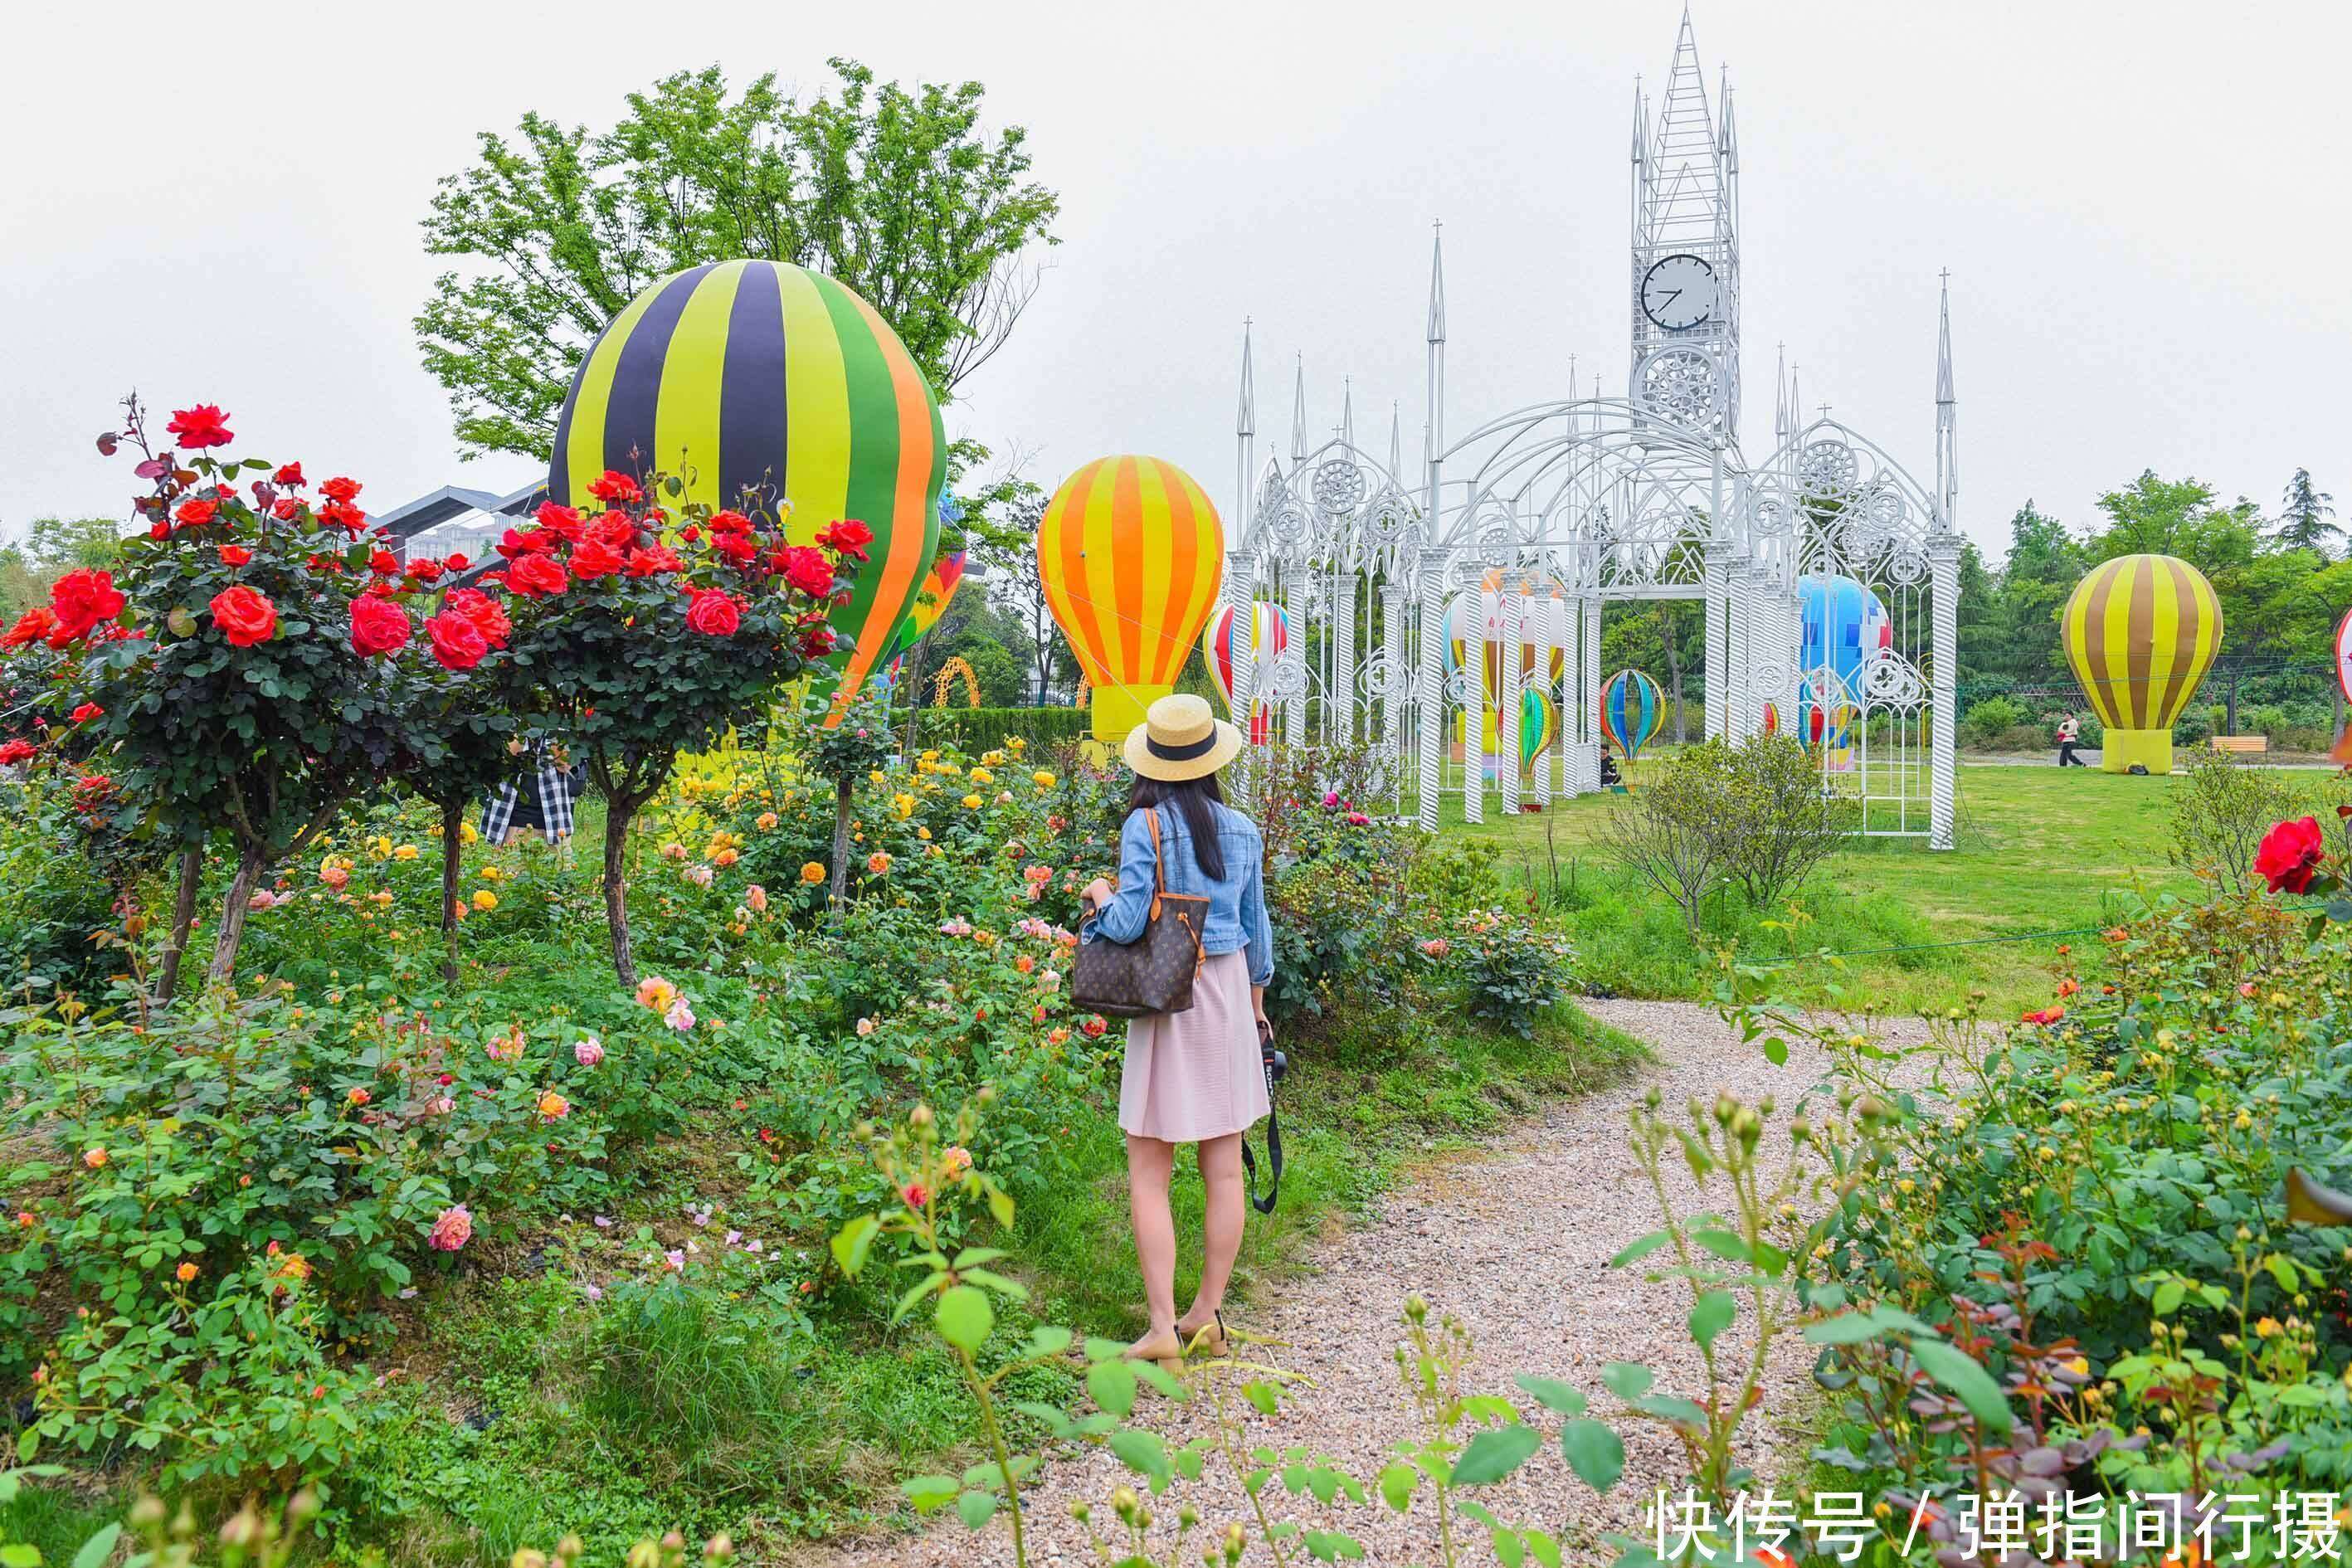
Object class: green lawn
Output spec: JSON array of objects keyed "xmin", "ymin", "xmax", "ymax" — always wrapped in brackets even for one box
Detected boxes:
[{"xmin": 1425, "ymin": 766, "xmax": 2195, "ymax": 1015}]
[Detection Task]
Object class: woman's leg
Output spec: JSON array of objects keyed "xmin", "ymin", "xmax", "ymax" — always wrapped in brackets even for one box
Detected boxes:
[
  {"xmin": 1180, "ymin": 1133, "xmax": 1246, "ymax": 1333},
  {"xmin": 1127, "ymin": 1134, "xmax": 1179, "ymax": 1342}
]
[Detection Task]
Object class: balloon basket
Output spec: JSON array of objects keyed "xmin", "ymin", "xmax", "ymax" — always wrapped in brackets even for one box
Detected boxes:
[{"xmin": 2101, "ymin": 728, "xmax": 2174, "ymax": 775}]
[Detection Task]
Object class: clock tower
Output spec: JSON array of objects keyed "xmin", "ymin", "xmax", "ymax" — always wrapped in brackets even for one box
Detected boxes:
[{"xmin": 1629, "ymin": 11, "xmax": 1740, "ymax": 440}]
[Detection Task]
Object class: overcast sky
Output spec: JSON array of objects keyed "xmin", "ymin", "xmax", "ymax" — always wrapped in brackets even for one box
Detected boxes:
[{"xmin": 6, "ymin": 0, "xmax": 2347, "ymax": 561}]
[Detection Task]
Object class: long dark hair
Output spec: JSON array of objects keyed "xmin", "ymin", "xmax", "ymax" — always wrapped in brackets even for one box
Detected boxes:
[{"xmin": 1127, "ymin": 772, "xmax": 1227, "ymax": 879}]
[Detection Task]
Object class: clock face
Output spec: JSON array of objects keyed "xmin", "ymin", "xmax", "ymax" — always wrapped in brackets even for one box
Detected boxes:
[{"xmin": 1640, "ymin": 253, "xmax": 1717, "ymax": 331}]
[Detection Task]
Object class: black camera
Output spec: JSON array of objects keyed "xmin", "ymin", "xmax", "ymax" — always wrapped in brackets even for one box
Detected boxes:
[{"xmin": 1257, "ymin": 1020, "xmax": 1286, "ymax": 1085}]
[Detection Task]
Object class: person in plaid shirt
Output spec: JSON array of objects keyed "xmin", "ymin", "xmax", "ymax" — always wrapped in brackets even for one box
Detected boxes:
[{"xmin": 481, "ymin": 749, "xmax": 584, "ymax": 846}]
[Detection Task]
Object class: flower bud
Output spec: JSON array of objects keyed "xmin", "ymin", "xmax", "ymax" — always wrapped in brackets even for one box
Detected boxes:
[
  {"xmin": 703, "ymin": 1534, "xmax": 734, "ymax": 1562},
  {"xmin": 1404, "ymin": 1294, "xmax": 1428, "ymax": 1324},
  {"xmin": 909, "ymin": 1103, "xmax": 935, "ymax": 1128}
]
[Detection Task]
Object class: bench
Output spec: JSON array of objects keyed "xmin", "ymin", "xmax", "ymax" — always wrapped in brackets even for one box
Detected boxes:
[{"xmin": 2210, "ymin": 735, "xmax": 2269, "ymax": 756}]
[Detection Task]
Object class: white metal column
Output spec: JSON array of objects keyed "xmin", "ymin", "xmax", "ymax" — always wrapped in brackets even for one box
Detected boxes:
[
  {"xmin": 1415, "ymin": 550, "xmax": 1446, "ymax": 832},
  {"xmin": 1929, "ymin": 534, "xmax": 1959, "ymax": 851}
]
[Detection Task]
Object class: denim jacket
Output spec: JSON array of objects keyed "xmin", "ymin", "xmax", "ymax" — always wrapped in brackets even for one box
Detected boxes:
[{"xmin": 1091, "ymin": 802, "xmax": 1274, "ymax": 987}]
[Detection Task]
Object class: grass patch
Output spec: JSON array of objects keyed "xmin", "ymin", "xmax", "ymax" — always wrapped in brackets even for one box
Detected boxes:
[{"xmin": 1429, "ymin": 766, "xmax": 2191, "ymax": 1013}]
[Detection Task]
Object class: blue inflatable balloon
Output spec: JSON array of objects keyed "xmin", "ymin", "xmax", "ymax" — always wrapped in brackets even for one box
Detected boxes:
[{"xmin": 1797, "ymin": 574, "xmax": 1890, "ymax": 747}]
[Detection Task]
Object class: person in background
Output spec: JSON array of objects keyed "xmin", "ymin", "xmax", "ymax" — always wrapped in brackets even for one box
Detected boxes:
[
  {"xmin": 2056, "ymin": 712, "xmax": 2086, "ymax": 768},
  {"xmin": 1079, "ymin": 694, "xmax": 1273, "ymax": 1375},
  {"xmin": 483, "ymin": 747, "xmax": 586, "ymax": 845}
]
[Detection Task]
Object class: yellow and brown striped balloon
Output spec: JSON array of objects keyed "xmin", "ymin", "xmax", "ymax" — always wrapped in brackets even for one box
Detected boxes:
[
  {"xmin": 549, "ymin": 260, "xmax": 945, "ymax": 721},
  {"xmin": 1037, "ymin": 456, "xmax": 1225, "ymax": 741},
  {"xmin": 2060, "ymin": 553, "xmax": 2223, "ymax": 774}
]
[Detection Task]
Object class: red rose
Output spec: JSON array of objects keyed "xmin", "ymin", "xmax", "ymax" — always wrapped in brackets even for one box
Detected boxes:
[
  {"xmin": 587, "ymin": 470, "xmax": 641, "ymax": 504},
  {"xmin": 165, "ymin": 404, "xmax": 234, "ymax": 450},
  {"xmin": 49, "ymin": 569, "xmax": 125, "ymax": 641},
  {"xmin": 173, "ymin": 499, "xmax": 218, "ymax": 528},
  {"xmin": 625, "ymin": 544, "xmax": 682, "ymax": 577},
  {"xmin": 368, "ymin": 549, "xmax": 399, "ymax": 577},
  {"xmin": 404, "ymin": 557, "xmax": 444, "ymax": 582},
  {"xmin": 588, "ymin": 511, "xmax": 637, "ymax": 552},
  {"xmin": 506, "ymin": 554, "xmax": 568, "ymax": 598},
  {"xmin": 1, "ymin": 609, "xmax": 53, "ymax": 649},
  {"xmin": 425, "ymin": 611, "xmax": 490, "ymax": 671},
  {"xmin": 684, "ymin": 589, "xmax": 743, "ymax": 637},
  {"xmin": 796, "ymin": 624, "xmax": 837, "ymax": 657},
  {"xmin": 209, "ymin": 585, "xmax": 279, "ymax": 647},
  {"xmin": 680, "ymin": 526, "xmax": 702, "ymax": 544},
  {"xmin": 816, "ymin": 519, "xmax": 874, "ymax": 562},
  {"xmin": 569, "ymin": 538, "xmax": 624, "ymax": 581},
  {"xmin": 271, "ymin": 498, "xmax": 302, "ymax": 522},
  {"xmin": 319, "ymin": 499, "xmax": 366, "ymax": 533},
  {"xmin": 69, "ymin": 703, "xmax": 103, "ymax": 724},
  {"xmin": 446, "ymin": 552, "xmax": 470, "ymax": 572},
  {"xmin": 274, "ymin": 462, "xmax": 304, "ymax": 487},
  {"xmin": 444, "ymin": 588, "xmax": 511, "ymax": 648},
  {"xmin": 708, "ymin": 509, "xmax": 752, "ymax": 534},
  {"xmin": 0, "ymin": 740, "xmax": 34, "ymax": 766},
  {"xmin": 348, "ymin": 594, "xmax": 412, "ymax": 657},
  {"xmin": 779, "ymin": 547, "xmax": 834, "ymax": 599},
  {"xmin": 219, "ymin": 544, "xmax": 252, "ymax": 567},
  {"xmin": 320, "ymin": 475, "xmax": 362, "ymax": 504},
  {"xmin": 534, "ymin": 502, "xmax": 586, "ymax": 542},
  {"xmin": 713, "ymin": 531, "xmax": 760, "ymax": 567},
  {"xmin": 2254, "ymin": 816, "xmax": 2327, "ymax": 895}
]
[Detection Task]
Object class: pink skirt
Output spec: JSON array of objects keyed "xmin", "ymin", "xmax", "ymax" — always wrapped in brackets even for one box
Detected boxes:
[{"xmin": 1118, "ymin": 950, "xmax": 1269, "ymax": 1143}]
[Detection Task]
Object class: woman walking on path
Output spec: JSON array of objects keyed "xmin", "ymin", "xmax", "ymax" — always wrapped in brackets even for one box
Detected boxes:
[
  {"xmin": 1079, "ymin": 694, "xmax": 1275, "ymax": 1373},
  {"xmin": 2056, "ymin": 712, "xmax": 2087, "ymax": 767}
]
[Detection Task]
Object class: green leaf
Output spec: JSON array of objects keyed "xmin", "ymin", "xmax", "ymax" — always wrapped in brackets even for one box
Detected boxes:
[
  {"xmin": 952, "ymin": 1247, "xmax": 1009, "ymax": 1269},
  {"xmin": 1088, "ymin": 1359, "xmax": 1138, "ymax": 1418},
  {"xmin": 13, "ymin": 1427, "xmax": 35, "ymax": 1462},
  {"xmin": 1303, "ymin": 1531, "xmax": 1366, "ymax": 1562},
  {"xmin": 987, "ymin": 1185, "xmax": 1016, "ymax": 1228},
  {"xmin": 934, "ymin": 1285, "xmax": 994, "ymax": 1352},
  {"xmin": 1692, "ymin": 1229, "xmax": 1753, "ymax": 1264},
  {"xmin": 1109, "ymin": 1428, "xmax": 1171, "ymax": 1484},
  {"xmin": 1132, "ymin": 1359, "xmax": 1187, "ymax": 1400},
  {"xmin": 1527, "ymin": 1528, "xmax": 1565, "ymax": 1568},
  {"xmin": 1008, "ymin": 1400, "xmax": 1077, "ymax": 1438},
  {"xmin": 68, "ymin": 1524, "xmax": 118, "ymax": 1568},
  {"xmin": 958, "ymin": 1267, "xmax": 1030, "ymax": 1303},
  {"xmin": 1514, "ymin": 1375, "xmax": 1587, "ymax": 1415},
  {"xmin": 1027, "ymin": 1326, "xmax": 1074, "ymax": 1358},
  {"xmin": 2267, "ymin": 1255, "xmax": 2300, "ymax": 1293},
  {"xmin": 830, "ymin": 1214, "xmax": 879, "ymax": 1278},
  {"xmin": 1908, "ymin": 1336, "xmax": 2014, "ymax": 1434},
  {"xmin": 1243, "ymin": 1380, "xmax": 1282, "ymax": 1416},
  {"xmin": 1560, "ymin": 1419, "xmax": 1626, "ymax": 1492},
  {"xmin": 1609, "ymin": 1231, "xmax": 1672, "ymax": 1269},
  {"xmin": 1688, "ymin": 1290, "xmax": 1736, "ymax": 1351},
  {"xmin": 1452, "ymin": 1424, "xmax": 1541, "ymax": 1486},
  {"xmin": 1804, "ymin": 1313, "xmax": 1885, "ymax": 1345},
  {"xmin": 2151, "ymin": 1278, "xmax": 2186, "ymax": 1316},
  {"xmin": 1761, "ymin": 1036, "xmax": 1789, "ymax": 1066},
  {"xmin": 957, "ymin": 1489, "xmax": 998, "ymax": 1530},
  {"xmin": 1, "ymin": 1546, "xmax": 41, "ymax": 1568},
  {"xmin": 1600, "ymin": 1361, "xmax": 1653, "ymax": 1400},
  {"xmin": 1493, "ymin": 1527, "xmax": 1527, "ymax": 1568},
  {"xmin": 901, "ymin": 1475, "xmax": 960, "ymax": 1512},
  {"xmin": 1377, "ymin": 1462, "xmax": 1419, "ymax": 1512}
]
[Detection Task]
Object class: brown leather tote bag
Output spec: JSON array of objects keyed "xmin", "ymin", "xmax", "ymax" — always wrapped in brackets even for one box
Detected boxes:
[{"xmin": 1071, "ymin": 810, "xmax": 1208, "ymax": 1018}]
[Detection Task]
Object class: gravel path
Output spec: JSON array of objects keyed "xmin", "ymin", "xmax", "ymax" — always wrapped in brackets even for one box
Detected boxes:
[{"xmin": 819, "ymin": 1000, "xmax": 1925, "ymax": 1567}]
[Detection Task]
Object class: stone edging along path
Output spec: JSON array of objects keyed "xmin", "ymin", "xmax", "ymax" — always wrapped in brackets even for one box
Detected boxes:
[{"xmin": 820, "ymin": 999, "xmax": 1929, "ymax": 1567}]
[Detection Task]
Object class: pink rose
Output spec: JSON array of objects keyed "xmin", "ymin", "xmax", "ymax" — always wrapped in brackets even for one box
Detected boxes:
[
  {"xmin": 574, "ymin": 1038, "xmax": 605, "ymax": 1068},
  {"xmin": 429, "ymin": 1205, "xmax": 473, "ymax": 1252}
]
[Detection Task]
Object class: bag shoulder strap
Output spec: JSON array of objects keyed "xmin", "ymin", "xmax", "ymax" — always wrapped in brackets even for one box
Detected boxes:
[{"xmin": 1143, "ymin": 807, "xmax": 1166, "ymax": 918}]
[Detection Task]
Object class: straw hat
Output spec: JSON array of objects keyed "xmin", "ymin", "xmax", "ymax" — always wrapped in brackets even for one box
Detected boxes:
[{"xmin": 1122, "ymin": 693, "xmax": 1243, "ymax": 782}]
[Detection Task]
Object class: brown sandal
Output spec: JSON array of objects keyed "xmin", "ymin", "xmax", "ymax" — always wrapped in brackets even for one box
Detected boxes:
[
  {"xmin": 1126, "ymin": 1328, "xmax": 1183, "ymax": 1375},
  {"xmin": 1176, "ymin": 1310, "xmax": 1230, "ymax": 1359}
]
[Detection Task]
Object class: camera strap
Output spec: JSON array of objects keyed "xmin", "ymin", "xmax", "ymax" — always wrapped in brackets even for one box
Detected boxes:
[{"xmin": 1240, "ymin": 1020, "xmax": 1283, "ymax": 1215}]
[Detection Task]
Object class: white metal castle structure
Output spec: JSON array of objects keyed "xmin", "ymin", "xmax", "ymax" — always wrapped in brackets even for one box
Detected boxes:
[{"xmin": 1220, "ymin": 12, "xmax": 1962, "ymax": 850}]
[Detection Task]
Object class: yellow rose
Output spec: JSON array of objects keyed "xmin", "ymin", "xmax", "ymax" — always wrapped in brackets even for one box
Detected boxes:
[
  {"xmin": 917, "ymin": 825, "xmax": 933, "ymax": 841},
  {"xmin": 800, "ymin": 862, "xmax": 826, "ymax": 884},
  {"xmin": 756, "ymin": 811, "xmax": 779, "ymax": 830},
  {"xmin": 893, "ymin": 793, "xmax": 915, "ymax": 820},
  {"xmin": 480, "ymin": 865, "xmax": 502, "ymax": 883},
  {"xmin": 392, "ymin": 844, "xmax": 419, "ymax": 862},
  {"xmin": 460, "ymin": 821, "xmax": 480, "ymax": 845},
  {"xmin": 962, "ymin": 794, "xmax": 983, "ymax": 811},
  {"xmin": 968, "ymin": 767, "xmax": 993, "ymax": 786},
  {"xmin": 1032, "ymin": 771, "xmax": 1056, "ymax": 788},
  {"xmin": 472, "ymin": 889, "xmax": 498, "ymax": 913},
  {"xmin": 869, "ymin": 770, "xmax": 886, "ymax": 785}
]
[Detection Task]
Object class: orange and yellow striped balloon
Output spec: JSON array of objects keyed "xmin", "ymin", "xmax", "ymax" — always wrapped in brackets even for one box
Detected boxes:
[
  {"xmin": 2060, "ymin": 553, "xmax": 2223, "ymax": 775},
  {"xmin": 1037, "ymin": 456, "xmax": 1225, "ymax": 741}
]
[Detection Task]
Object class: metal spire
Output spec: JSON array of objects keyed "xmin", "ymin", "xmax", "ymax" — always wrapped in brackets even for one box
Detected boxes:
[
  {"xmin": 1630, "ymin": 75, "xmax": 1648, "ymax": 168},
  {"xmin": 1236, "ymin": 319, "xmax": 1255, "ymax": 437},
  {"xmin": 1388, "ymin": 401, "xmax": 1402, "ymax": 477},
  {"xmin": 1425, "ymin": 222, "xmax": 1447, "ymax": 344},
  {"xmin": 1290, "ymin": 353, "xmax": 1307, "ymax": 464},
  {"xmin": 1936, "ymin": 270, "xmax": 1959, "ymax": 517},
  {"xmin": 1719, "ymin": 71, "xmax": 1737, "ymax": 171},
  {"xmin": 1773, "ymin": 342, "xmax": 1788, "ymax": 446},
  {"xmin": 1342, "ymin": 377, "xmax": 1356, "ymax": 449}
]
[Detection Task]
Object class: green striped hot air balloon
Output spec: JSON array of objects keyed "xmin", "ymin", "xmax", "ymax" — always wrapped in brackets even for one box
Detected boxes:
[{"xmin": 549, "ymin": 260, "xmax": 946, "ymax": 722}]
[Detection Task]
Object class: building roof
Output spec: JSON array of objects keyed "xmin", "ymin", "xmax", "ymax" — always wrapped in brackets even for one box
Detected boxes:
[{"xmin": 377, "ymin": 480, "xmax": 546, "ymax": 543}]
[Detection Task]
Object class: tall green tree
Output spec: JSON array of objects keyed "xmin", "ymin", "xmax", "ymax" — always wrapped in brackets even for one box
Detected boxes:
[
  {"xmin": 2277, "ymin": 467, "xmax": 2340, "ymax": 558},
  {"xmin": 416, "ymin": 61, "xmax": 1060, "ymax": 462}
]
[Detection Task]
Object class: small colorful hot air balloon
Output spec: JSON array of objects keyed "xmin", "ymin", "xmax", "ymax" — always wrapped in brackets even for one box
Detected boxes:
[
  {"xmin": 1038, "ymin": 456, "xmax": 1225, "ymax": 741},
  {"xmin": 1600, "ymin": 670, "xmax": 1663, "ymax": 762},
  {"xmin": 1444, "ymin": 569, "xmax": 1568, "ymax": 704},
  {"xmin": 2061, "ymin": 553, "xmax": 2223, "ymax": 774},
  {"xmin": 549, "ymin": 260, "xmax": 946, "ymax": 723},
  {"xmin": 2334, "ymin": 606, "xmax": 2352, "ymax": 707},
  {"xmin": 1519, "ymin": 688, "xmax": 1558, "ymax": 769},
  {"xmin": 1203, "ymin": 601, "xmax": 1291, "ymax": 718}
]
